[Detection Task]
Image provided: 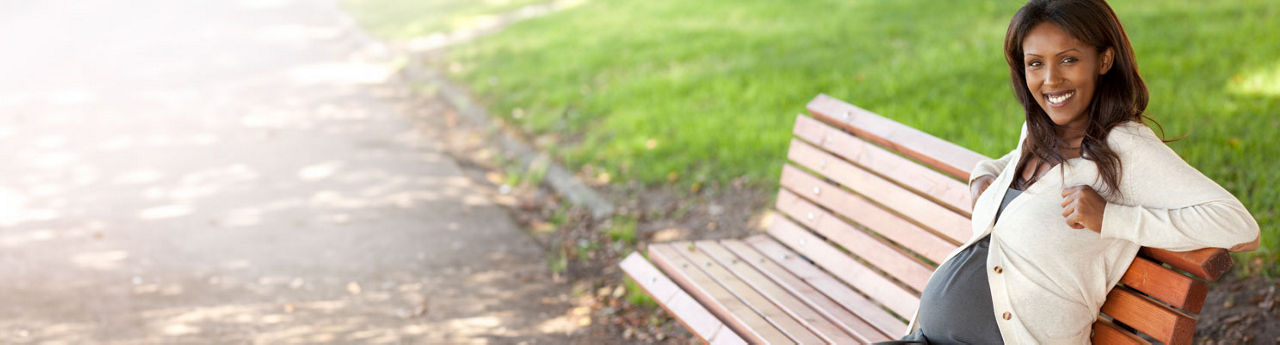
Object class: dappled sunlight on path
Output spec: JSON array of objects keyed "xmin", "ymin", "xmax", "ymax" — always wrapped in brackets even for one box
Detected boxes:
[{"xmin": 0, "ymin": 0, "xmax": 579, "ymax": 343}]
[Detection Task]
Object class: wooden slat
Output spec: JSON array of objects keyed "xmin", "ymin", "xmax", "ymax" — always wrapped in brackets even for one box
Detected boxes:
[
  {"xmin": 722, "ymin": 239, "xmax": 892, "ymax": 343},
  {"xmin": 792, "ymin": 114, "xmax": 972, "ymax": 215},
  {"xmin": 786, "ymin": 140, "xmax": 972, "ymax": 245},
  {"xmin": 1119, "ymin": 256, "xmax": 1209, "ymax": 314},
  {"xmin": 774, "ymin": 188, "xmax": 936, "ymax": 289},
  {"xmin": 806, "ymin": 94, "xmax": 987, "ymax": 181},
  {"xmin": 775, "ymin": 186, "xmax": 957, "ymax": 265},
  {"xmin": 781, "ymin": 163, "xmax": 968, "ymax": 244},
  {"xmin": 696, "ymin": 241, "xmax": 860, "ymax": 344},
  {"xmin": 1140, "ymin": 247, "xmax": 1232, "ymax": 281},
  {"xmin": 745, "ymin": 235, "xmax": 908, "ymax": 337},
  {"xmin": 709, "ymin": 326, "xmax": 749, "ymax": 345},
  {"xmin": 649, "ymin": 243, "xmax": 795, "ymax": 344},
  {"xmin": 620, "ymin": 253, "xmax": 730, "ymax": 342},
  {"xmin": 676, "ymin": 244, "xmax": 826, "ymax": 344},
  {"xmin": 767, "ymin": 216, "xmax": 920, "ymax": 317},
  {"xmin": 1092, "ymin": 317, "xmax": 1152, "ymax": 345},
  {"xmin": 1100, "ymin": 286, "xmax": 1196, "ymax": 345}
]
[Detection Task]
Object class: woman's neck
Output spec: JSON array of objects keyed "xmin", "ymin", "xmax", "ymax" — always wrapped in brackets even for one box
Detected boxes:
[{"xmin": 1056, "ymin": 121, "xmax": 1088, "ymax": 149}]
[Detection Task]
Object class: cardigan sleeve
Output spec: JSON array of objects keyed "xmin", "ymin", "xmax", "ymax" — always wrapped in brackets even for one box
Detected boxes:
[
  {"xmin": 1098, "ymin": 123, "xmax": 1260, "ymax": 251},
  {"xmin": 969, "ymin": 122, "xmax": 1027, "ymax": 185}
]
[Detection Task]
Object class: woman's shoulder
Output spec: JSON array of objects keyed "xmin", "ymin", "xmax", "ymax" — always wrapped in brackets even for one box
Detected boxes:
[{"xmin": 1105, "ymin": 120, "xmax": 1161, "ymax": 148}]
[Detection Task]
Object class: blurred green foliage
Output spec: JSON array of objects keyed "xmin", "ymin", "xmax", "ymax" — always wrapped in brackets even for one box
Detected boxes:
[{"xmin": 348, "ymin": 0, "xmax": 1280, "ymax": 273}]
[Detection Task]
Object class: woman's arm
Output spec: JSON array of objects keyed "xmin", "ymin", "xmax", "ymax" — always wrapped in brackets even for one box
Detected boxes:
[
  {"xmin": 969, "ymin": 122, "xmax": 1027, "ymax": 185},
  {"xmin": 968, "ymin": 122, "xmax": 1026, "ymax": 208},
  {"xmin": 1097, "ymin": 123, "xmax": 1260, "ymax": 252}
]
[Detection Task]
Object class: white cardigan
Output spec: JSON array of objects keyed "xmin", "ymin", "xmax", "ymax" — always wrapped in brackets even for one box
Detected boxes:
[{"xmin": 904, "ymin": 121, "xmax": 1259, "ymax": 344}]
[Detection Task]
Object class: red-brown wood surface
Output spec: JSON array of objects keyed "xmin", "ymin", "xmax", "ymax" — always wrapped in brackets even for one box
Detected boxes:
[
  {"xmin": 1101, "ymin": 286, "xmax": 1196, "ymax": 345},
  {"xmin": 708, "ymin": 327, "xmax": 748, "ymax": 345},
  {"xmin": 791, "ymin": 114, "xmax": 972, "ymax": 215},
  {"xmin": 620, "ymin": 253, "xmax": 729, "ymax": 341},
  {"xmin": 774, "ymin": 188, "xmax": 936, "ymax": 288},
  {"xmin": 696, "ymin": 241, "xmax": 860, "ymax": 344},
  {"xmin": 786, "ymin": 142, "xmax": 972, "ymax": 243},
  {"xmin": 781, "ymin": 163, "xmax": 966, "ymax": 246},
  {"xmin": 721, "ymin": 239, "xmax": 893, "ymax": 343},
  {"xmin": 767, "ymin": 216, "xmax": 921, "ymax": 317},
  {"xmin": 745, "ymin": 235, "xmax": 909, "ymax": 337},
  {"xmin": 675, "ymin": 244, "xmax": 826, "ymax": 344},
  {"xmin": 1092, "ymin": 317, "xmax": 1152, "ymax": 345},
  {"xmin": 1140, "ymin": 247, "xmax": 1233, "ymax": 282},
  {"xmin": 1119, "ymin": 256, "xmax": 1209, "ymax": 313},
  {"xmin": 806, "ymin": 94, "xmax": 987, "ymax": 181},
  {"xmin": 649, "ymin": 243, "xmax": 794, "ymax": 344}
]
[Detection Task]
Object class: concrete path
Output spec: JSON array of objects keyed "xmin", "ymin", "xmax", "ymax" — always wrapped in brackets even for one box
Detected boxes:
[{"xmin": 0, "ymin": 0, "xmax": 575, "ymax": 343}]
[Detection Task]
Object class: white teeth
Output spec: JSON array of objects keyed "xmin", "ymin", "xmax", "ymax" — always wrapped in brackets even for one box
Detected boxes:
[{"xmin": 1048, "ymin": 91, "xmax": 1074, "ymax": 104}]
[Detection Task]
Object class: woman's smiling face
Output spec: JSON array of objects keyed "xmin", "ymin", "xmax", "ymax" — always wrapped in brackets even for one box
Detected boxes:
[{"xmin": 1021, "ymin": 22, "xmax": 1113, "ymax": 130}]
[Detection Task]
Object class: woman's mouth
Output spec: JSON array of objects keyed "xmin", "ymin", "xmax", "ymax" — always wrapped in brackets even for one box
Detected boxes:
[{"xmin": 1044, "ymin": 90, "xmax": 1075, "ymax": 107}]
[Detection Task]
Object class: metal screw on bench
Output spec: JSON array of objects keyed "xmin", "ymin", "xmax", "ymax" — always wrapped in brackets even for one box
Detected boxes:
[
  {"xmin": 820, "ymin": 159, "xmax": 827, "ymax": 169},
  {"xmin": 843, "ymin": 111, "xmax": 852, "ymax": 121},
  {"xmin": 812, "ymin": 186, "xmax": 821, "ymax": 195},
  {"xmin": 807, "ymin": 212, "xmax": 814, "ymax": 220},
  {"xmin": 799, "ymin": 238, "xmax": 806, "ymax": 246},
  {"xmin": 650, "ymin": 277, "xmax": 657, "ymax": 285},
  {"xmin": 704, "ymin": 261, "xmax": 712, "ymax": 267},
  {"xmin": 780, "ymin": 254, "xmax": 788, "ymax": 260}
]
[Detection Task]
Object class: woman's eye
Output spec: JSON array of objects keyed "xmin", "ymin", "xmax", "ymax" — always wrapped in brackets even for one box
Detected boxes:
[
  {"xmin": 1028, "ymin": 60, "xmax": 1042, "ymax": 67},
  {"xmin": 1062, "ymin": 57, "xmax": 1078, "ymax": 63}
]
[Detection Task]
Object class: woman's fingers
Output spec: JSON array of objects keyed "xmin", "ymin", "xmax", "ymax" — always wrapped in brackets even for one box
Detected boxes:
[{"xmin": 1061, "ymin": 185, "xmax": 1096, "ymax": 230}]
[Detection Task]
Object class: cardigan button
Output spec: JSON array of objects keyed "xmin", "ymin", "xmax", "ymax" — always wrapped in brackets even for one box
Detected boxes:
[
  {"xmin": 993, "ymin": 266, "xmax": 1003, "ymax": 274},
  {"xmin": 1002, "ymin": 312, "xmax": 1012, "ymax": 320}
]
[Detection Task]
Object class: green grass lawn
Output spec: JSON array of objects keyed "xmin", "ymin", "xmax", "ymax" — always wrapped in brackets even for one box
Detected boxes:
[{"xmin": 348, "ymin": 0, "xmax": 1280, "ymax": 272}]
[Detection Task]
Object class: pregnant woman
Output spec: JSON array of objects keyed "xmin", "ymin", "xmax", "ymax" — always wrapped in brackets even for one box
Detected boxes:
[{"xmin": 888, "ymin": 0, "xmax": 1262, "ymax": 343}]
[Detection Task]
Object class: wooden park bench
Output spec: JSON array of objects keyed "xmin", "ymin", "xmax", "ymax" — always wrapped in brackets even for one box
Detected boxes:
[{"xmin": 619, "ymin": 94, "xmax": 1232, "ymax": 345}]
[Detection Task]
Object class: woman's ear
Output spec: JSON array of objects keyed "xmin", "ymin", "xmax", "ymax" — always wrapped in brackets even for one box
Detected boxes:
[{"xmin": 1099, "ymin": 47, "xmax": 1115, "ymax": 75}]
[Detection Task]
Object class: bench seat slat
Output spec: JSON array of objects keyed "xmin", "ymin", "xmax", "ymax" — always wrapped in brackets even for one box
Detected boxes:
[
  {"xmin": 807, "ymin": 94, "xmax": 987, "ymax": 181},
  {"xmin": 745, "ymin": 235, "xmax": 909, "ymax": 338},
  {"xmin": 1119, "ymin": 256, "xmax": 1209, "ymax": 314},
  {"xmin": 780, "ymin": 164, "xmax": 962, "ymax": 259},
  {"xmin": 767, "ymin": 216, "xmax": 921, "ymax": 317},
  {"xmin": 792, "ymin": 114, "xmax": 972, "ymax": 215},
  {"xmin": 1092, "ymin": 317, "xmax": 1152, "ymax": 345},
  {"xmin": 708, "ymin": 326, "xmax": 749, "ymax": 345},
  {"xmin": 620, "ymin": 253, "xmax": 728, "ymax": 341},
  {"xmin": 1101, "ymin": 286, "xmax": 1196, "ymax": 345},
  {"xmin": 649, "ymin": 243, "xmax": 795, "ymax": 344},
  {"xmin": 786, "ymin": 144, "xmax": 971, "ymax": 243},
  {"xmin": 672, "ymin": 244, "xmax": 828, "ymax": 344},
  {"xmin": 696, "ymin": 241, "xmax": 861, "ymax": 344},
  {"xmin": 721, "ymin": 239, "xmax": 892, "ymax": 343},
  {"xmin": 775, "ymin": 188, "xmax": 936, "ymax": 288}
]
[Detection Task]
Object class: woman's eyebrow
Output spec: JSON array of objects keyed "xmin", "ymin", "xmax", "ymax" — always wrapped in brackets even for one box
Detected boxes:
[
  {"xmin": 1024, "ymin": 48, "xmax": 1082, "ymax": 58},
  {"xmin": 1054, "ymin": 48, "xmax": 1082, "ymax": 56}
]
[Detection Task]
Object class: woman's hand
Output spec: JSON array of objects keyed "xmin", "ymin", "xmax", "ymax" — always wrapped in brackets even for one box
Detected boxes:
[
  {"xmin": 970, "ymin": 175, "xmax": 996, "ymax": 210},
  {"xmin": 1061, "ymin": 185, "xmax": 1106, "ymax": 232}
]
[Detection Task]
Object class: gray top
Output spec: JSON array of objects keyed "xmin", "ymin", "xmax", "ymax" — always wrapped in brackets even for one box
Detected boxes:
[{"xmin": 906, "ymin": 187, "xmax": 1022, "ymax": 344}]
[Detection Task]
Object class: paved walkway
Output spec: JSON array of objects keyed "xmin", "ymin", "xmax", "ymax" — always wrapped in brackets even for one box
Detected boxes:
[{"xmin": 0, "ymin": 0, "xmax": 575, "ymax": 343}]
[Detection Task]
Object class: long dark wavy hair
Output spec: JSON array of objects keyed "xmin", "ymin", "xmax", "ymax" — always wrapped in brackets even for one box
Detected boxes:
[{"xmin": 1004, "ymin": 0, "xmax": 1150, "ymax": 195}]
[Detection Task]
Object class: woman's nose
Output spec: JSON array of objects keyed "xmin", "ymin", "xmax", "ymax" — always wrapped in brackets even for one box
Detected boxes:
[{"xmin": 1044, "ymin": 65, "xmax": 1063, "ymax": 87}]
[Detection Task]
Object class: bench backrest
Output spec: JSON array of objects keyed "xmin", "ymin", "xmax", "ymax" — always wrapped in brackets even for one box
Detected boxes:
[{"xmin": 767, "ymin": 94, "xmax": 1230, "ymax": 345}]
